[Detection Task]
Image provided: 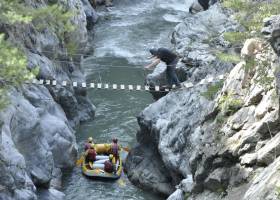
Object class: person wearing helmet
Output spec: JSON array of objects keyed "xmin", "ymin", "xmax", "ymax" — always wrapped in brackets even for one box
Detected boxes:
[
  {"xmin": 104, "ymin": 154, "xmax": 115, "ymax": 173},
  {"xmin": 145, "ymin": 48, "xmax": 181, "ymax": 88},
  {"xmin": 84, "ymin": 137, "xmax": 94, "ymax": 151},
  {"xmin": 111, "ymin": 138, "xmax": 119, "ymax": 163},
  {"xmin": 85, "ymin": 144, "xmax": 96, "ymax": 163}
]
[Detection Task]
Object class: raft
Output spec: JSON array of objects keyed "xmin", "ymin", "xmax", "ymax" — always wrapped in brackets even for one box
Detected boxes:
[{"xmin": 82, "ymin": 143, "xmax": 127, "ymax": 180}]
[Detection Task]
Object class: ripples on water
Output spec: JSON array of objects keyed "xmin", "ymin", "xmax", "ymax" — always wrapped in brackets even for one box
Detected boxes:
[{"xmin": 62, "ymin": 0, "xmax": 187, "ymax": 199}]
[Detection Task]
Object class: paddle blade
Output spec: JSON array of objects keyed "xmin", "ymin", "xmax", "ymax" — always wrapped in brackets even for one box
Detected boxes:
[
  {"xmin": 76, "ymin": 156, "xmax": 84, "ymax": 166},
  {"xmin": 117, "ymin": 179, "xmax": 126, "ymax": 187},
  {"xmin": 123, "ymin": 147, "xmax": 130, "ymax": 152},
  {"xmin": 89, "ymin": 161, "xmax": 93, "ymax": 169}
]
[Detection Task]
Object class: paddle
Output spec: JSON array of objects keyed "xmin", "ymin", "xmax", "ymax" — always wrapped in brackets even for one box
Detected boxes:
[
  {"xmin": 122, "ymin": 146, "xmax": 130, "ymax": 152},
  {"xmin": 89, "ymin": 161, "xmax": 93, "ymax": 169},
  {"xmin": 117, "ymin": 178, "xmax": 126, "ymax": 187},
  {"xmin": 76, "ymin": 154, "xmax": 84, "ymax": 166}
]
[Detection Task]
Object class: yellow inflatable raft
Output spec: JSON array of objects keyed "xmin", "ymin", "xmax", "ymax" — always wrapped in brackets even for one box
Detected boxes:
[{"xmin": 82, "ymin": 143, "xmax": 127, "ymax": 180}]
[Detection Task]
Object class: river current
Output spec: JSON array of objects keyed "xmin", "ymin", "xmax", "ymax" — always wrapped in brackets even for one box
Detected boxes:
[{"xmin": 62, "ymin": 0, "xmax": 187, "ymax": 199}]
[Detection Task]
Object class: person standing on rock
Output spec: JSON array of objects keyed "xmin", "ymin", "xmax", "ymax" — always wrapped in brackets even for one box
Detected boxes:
[
  {"xmin": 90, "ymin": 0, "xmax": 113, "ymax": 8},
  {"xmin": 189, "ymin": 0, "xmax": 217, "ymax": 14},
  {"xmin": 84, "ymin": 137, "xmax": 94, "ymax": 151},
  {"xmin": 85, "ymin": 145, "xmax": 97, "ymax": 163},
  {"xmin": 145, "ymin": 48, "xmax": 181, "ymax": 88}
]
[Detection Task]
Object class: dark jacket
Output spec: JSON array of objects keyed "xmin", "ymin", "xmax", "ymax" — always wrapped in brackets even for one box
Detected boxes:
[
  {"xmin": 198, "ymin": 0, "xmax": 210, "ymax": 10},
  {"xmin": 156, "ymin": 48, "xmax": 177, "ymax": 65}
]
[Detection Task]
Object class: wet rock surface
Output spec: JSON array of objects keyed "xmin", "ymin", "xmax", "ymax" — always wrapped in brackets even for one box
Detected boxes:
[
  {"xmin": 146, "ymin": 4, "xmax": 237, "ymax": 100},
  {"xmin": 125, "ymin": 145, "xmax": 174, "ymax": 196},
  {"xmin": 0, "ymin": 0, "xmax": 96, "ymax": 199},
  {"xmin": 126, "ymin": 2, "xmax": 237, "ymax": 196},
  {"xmin": 126, "ymin": 3, "xmax": 280, "ymax": 200}
]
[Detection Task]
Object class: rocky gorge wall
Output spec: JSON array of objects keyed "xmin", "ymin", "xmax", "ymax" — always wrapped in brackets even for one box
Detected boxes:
[
  {"xmin": 0, "ymin": 0, "xmax": 98, "ymax": 199},
  {"xmin": 125, "ymin": 2, "xmax": 280, "ymax": 200}
]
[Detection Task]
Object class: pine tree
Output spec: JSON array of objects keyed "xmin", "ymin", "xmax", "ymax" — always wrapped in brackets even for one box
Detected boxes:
[{"xmin": 0, "ymin": 0, "xmax": 76, "ymax": 109}]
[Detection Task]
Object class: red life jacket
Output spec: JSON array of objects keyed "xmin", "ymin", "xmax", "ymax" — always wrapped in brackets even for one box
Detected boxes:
[
  {"xmin": 104, "ymin": 161, "xmax": 114, "ymax": 173},
  {"xmin": 87, "ymin": 149, "xmax": 96, "ymax": 161}
]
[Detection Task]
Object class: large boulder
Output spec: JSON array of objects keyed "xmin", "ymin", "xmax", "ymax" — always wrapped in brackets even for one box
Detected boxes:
[
  {"xmin": 262, "ymin": 15, "xmax": 280, "ymax": 56},
  {"xmin": 243, "ymin": 157, "xmax": 280, "ymax": 200},
  {"xmin": 125, "ymin": 145, "xmax": 174, "ymax": 196},
  {"xmin": 128, "ymin": 6, "xmax": 280, "ymax": 200},
  {"xmin": 126, "ymin": 3, "xmax": 238, "ymax": 196},
  {"xmin": 0, "ymin": 0, "xmax": 96, "ymax": 199}
]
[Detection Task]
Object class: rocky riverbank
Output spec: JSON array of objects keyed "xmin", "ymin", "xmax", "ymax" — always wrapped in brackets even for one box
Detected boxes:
[
  {"xmin": 125, "ymin": 2, "xmax": 280, "ymax": 200},
  {"xmin": 0, "ymin": 1, "xmax": 98, "ymax": 199}
]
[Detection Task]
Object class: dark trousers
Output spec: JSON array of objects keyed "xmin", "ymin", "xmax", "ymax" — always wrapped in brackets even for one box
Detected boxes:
[{"xmin": 166, "ymin": 59, "xmax": 180, "ymax": 87}]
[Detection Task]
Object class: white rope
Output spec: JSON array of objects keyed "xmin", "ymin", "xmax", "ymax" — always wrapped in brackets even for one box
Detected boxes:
[{"xmin": 24, "ymin": 74, "xmax": 224, "ymax": 93}]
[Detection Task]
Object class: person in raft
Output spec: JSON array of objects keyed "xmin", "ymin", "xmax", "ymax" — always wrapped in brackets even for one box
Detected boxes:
[
  {"xmin": 84, "ymin": 137, "xmax": 94, "ymax": 151},
  {"xmin": 111, "ymin": 138, "xmax": 119, "ymax": 163},
  {"xmin": 104, "ymin": 154, "xmax": 116, "ymax": 173},
  {"xmin": 145, "ymin": 48, "xmax": 181, "ymax": 88},
  {"xmin": 85, "ymin": 145, "xmax": 97, "ymax": 163}
]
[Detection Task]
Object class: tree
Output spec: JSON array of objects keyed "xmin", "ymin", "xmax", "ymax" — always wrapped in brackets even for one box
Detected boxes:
[{"xmin": 0, "ymin": 0, "xmax": 76, "ymax": 109}]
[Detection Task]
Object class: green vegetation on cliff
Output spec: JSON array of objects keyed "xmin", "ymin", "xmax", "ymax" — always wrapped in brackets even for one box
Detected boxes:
[
  {"xmin": 218, "ymin": 92, "xmax": 243, "ymax": 116},
  {"xmin": 222, "ymin": 0, "xmax": 280, "ymax": 41},
  {"xmin": 219, "ymin": 0, "xmax": 280, "ymax": 53},
  {"xmin": 202, "ymin": 80, "xmax": 224, "ymax": 100},
  {"xmin": 0, "ymin": 0, "xmax": 76, "ymax": 109},
  {"xmin": 212, "ymin": 0, "xmax": 278, "ymax": 109}
]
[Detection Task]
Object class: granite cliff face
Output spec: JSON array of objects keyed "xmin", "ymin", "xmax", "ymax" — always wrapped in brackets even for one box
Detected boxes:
[
  {"xmin": 126, "ymin": 3, "xmax": 280, "ymax": 200},
  {"xmin": 0, "ymin": 0, "xmax": 97, "ymax": 199}
]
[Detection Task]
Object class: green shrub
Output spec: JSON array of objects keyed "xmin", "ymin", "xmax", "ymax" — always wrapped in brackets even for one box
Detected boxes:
[
  {"xmin": 0, "ymin": 0, "xmax": 76, "ymax": 110},
  {"xmin": 218, "ymin": 92, "xmax": 243, "ymax": 116},
  {"xmin": 216, "ymin": 113, "xmax": 226, "ymax": 125},
  {"xmin": 184, "ymin": 192, "xmax": 191, "ymax": 200},
  {"xmin": 222, "ymin": 0, "xmax": 280, "ymax": 36},
  {"xmin": 276, "ymin": 186, "xmax": 280, "ymax": 198},
  {"xmin": 0, "ymin": 34, "xmax": 38, "ymax": 108},
  {"xmin": 220, "ymin": 0, "xmax": 280, "ymax": 62},
  {"xmin": 222, "ymin": 0, "xmax": 250, "ymax": 11},
  {"xmin": 216, "ymin": 52, "xmax": 241, "ymax": 63},
  {"xmin": 202, "ymin": 81, "xmax": 224, "ymax": 100},
  {"xmin": 223, "ymin": 31, "xmax": 249, "ymax": 44}
]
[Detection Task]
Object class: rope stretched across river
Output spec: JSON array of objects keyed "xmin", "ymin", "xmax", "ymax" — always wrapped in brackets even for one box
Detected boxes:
[{"xmin": 25, "ymin": 74, "xmax": 225, "ymax": 93}]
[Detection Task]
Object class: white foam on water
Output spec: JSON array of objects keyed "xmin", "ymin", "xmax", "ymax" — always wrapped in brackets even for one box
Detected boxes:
[
  {"xmin": 163, "ymin": 14, "xmax": 184, "ymax": 23},
  {"xmin": 92, "ymin": 0, "xmax": 188, "ymax": 65},
  {"xmin": 95, "ymin": 46, "xmax": 135, "ymax": 59},
  {"xmin": 107, "ymin": 0, "xmax": 154, "ymax": 17},
  {"xmin": 110, "ymin": 20, "xmax": 141, "ymax": 27},
  {"xmin": 156, "ymin": 0, "xmax": 188, "ymax": 12},
  {"xmin": 64, "ymin": 1, "xmax": 189, "ymax": 199},
  {"xmin": 184, "ymin": 0, "xmax": 195, "ymax": 9}
]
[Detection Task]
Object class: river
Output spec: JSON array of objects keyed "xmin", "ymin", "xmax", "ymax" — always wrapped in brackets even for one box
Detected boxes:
[{"xmin": 62, "ymin": 0, "xmax": 187, "ymax": 199}]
